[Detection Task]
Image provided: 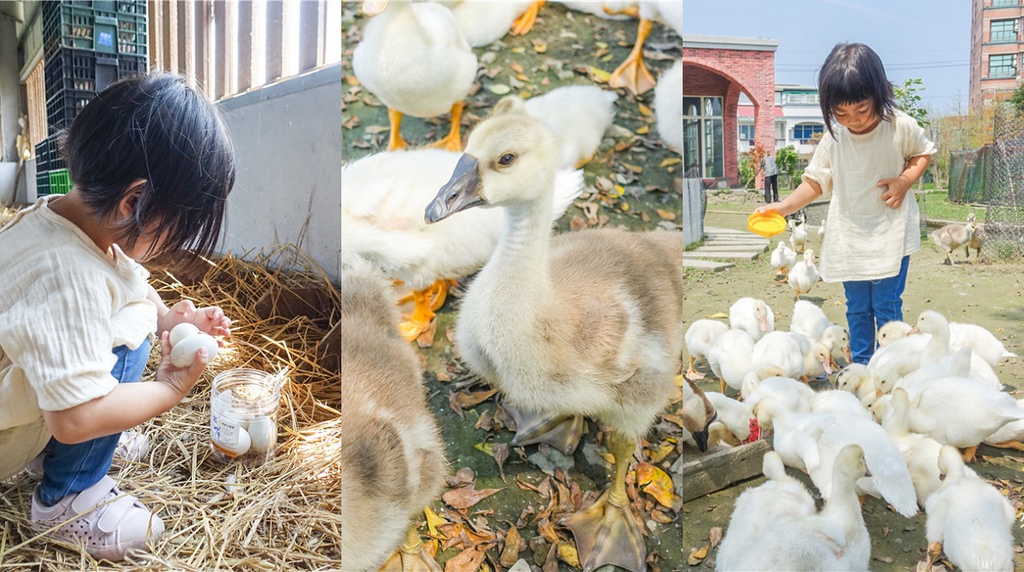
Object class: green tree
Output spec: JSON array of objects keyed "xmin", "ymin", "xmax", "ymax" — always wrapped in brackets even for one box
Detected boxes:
[
  {"xmin": 894, "ymin": 78, "xmax": 929, "ymax": 128},
  {"xmin": 774, "ymin": 145, "xmax": 798, "ymax": 189},
  {"xmin": 1009, "ymin": 83, "xmax": 1024, "ymax": 114}
]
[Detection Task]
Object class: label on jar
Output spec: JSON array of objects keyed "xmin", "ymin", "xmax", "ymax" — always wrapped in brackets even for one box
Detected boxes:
[{"xmin": 211, "ymin": 412, "xmax": 245, "ymax": 456}]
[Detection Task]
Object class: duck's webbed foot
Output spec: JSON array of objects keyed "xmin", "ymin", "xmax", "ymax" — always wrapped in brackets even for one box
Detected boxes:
[{"xmin": 504, "ymin": 402, "xmax": 585, "ymax": 455}]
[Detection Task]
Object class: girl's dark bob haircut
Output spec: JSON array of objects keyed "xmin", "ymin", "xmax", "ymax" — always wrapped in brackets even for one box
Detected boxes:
[
  {"xmin": 61, "ymin": 72, "xmax": 235, "ymax": 261},
  {"xmin": 817, "ymin": 42, "xmax": 896, "ymax": 137}
]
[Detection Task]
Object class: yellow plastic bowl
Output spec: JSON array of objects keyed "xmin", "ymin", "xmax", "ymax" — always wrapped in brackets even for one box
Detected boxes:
[{"xmin": 747, "ymin": 211, "xmax": 787, "ymax": 237}]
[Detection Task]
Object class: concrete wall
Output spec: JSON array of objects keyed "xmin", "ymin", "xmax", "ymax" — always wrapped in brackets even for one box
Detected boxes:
[{"xmin": 217, "ymin": 64, "xmax": 341, "ymax": 285}]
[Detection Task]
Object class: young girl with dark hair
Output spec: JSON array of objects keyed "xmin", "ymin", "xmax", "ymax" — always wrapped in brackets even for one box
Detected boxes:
[
  {"xmin": 0, "ymin": 72, "xmax": 235, "ymax": 561},
  {"xmin": 756, "ymin": 43, "xmax": 936, "ymax": 364}
]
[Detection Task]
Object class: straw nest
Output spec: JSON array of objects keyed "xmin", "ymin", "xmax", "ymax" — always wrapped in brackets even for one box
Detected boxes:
[{"xmin": 0, "ymin": 245, "xmax": 341, "ymax": 571}]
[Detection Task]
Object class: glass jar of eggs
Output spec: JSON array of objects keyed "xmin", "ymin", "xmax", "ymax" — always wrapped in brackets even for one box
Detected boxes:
[{"xmin": 210, "ymin": 369, "xmax": 281, "ymax": 464}]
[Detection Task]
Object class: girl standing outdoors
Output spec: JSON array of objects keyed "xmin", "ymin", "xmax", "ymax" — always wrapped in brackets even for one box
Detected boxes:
[
  {"xmin": 0, "ymin": 73, "xmax": 235, "ymax": 561},
  {"xmin": 757, "ymin": 42, "xmax": 936, "ymax": 364}
]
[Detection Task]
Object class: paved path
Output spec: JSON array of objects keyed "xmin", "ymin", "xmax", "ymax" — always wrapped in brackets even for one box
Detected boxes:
[{"xmin": 683, "ymin": 226, "xmax": 770, "ymax": 272}]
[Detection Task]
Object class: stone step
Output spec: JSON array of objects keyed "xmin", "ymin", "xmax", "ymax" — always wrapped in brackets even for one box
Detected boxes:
[
  {"xmin": 696, "ymin": 245, "xmax": 770, "ymax": 253},
  {"xmin": 684, "ymin": 250, "xmax": 761, "ymax": 261},
  {"xmin": 701, "ymin": 242, "xmax": 769, "ymax": 250},
  {"xmin": 684, "ymin": 258, "xmax": 734, "ymax": 272}
]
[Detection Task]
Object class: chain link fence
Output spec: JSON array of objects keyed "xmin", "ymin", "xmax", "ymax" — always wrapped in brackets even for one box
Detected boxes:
[{"xmin": 944, "ymin": 107, "xmax": 1024, "ymax": 262}]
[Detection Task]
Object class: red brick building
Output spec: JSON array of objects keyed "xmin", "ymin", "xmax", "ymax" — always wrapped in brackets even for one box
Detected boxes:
[
  {"xmin": 682, "ymin": 35, "xmax": 778, "ymax": 187},
  {"xmin": 970, "ymin": 0, "xmax": 1024, "ymax": 112}
]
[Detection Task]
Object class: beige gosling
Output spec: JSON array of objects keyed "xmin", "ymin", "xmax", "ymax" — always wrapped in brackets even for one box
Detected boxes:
[
  {"xmin": 340, "ymin": 259, "xmax": 447, "ymax": 572},
  {"xmin": 930, "ymin": 220, "xmax": 976, "ymax": 265},
  {"xmin": 425, "ymin": 113, "xmax": 682, "ymax": 572}
]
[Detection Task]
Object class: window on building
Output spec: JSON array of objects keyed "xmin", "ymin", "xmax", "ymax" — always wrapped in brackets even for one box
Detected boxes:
[
  {"xmin": 793, "ymin": 123, "xmax": 824, "ymax": 143},
  {"xmin": 991, "ymin": 19, "xmax": 1017, "ymax": 43},
  {"xmin": 738, "ymin": 120, "xmax": 755, "ymax": 142},
  {"xmin": 989, "ymin": 53, "xmax": 1016, "ymax": 78},
  {"xmin": 776, "ymin": 120, "xmax": 786, "ymax": 141},
  {"xmin": 682, "ymin": 96, "xmax": 723, "ymax": 178},
  {"xmin": 992, "ymin": 0, "xmax": 1018, "ymax": 7}
]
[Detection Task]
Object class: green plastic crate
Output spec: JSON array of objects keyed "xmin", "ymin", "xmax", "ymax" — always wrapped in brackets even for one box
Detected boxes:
[{"xmin": 49, "ymin": 169, "xmax": 72, "ymax": 195}]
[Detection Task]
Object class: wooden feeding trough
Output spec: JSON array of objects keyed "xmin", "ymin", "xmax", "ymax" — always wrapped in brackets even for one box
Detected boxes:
[{"xmin": 681, "ymin": 439, "xmax": 771, "ymax": 502}]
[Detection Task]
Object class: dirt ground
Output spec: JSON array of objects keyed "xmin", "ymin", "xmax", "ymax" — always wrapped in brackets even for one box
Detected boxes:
[
  {"xmin": 342, "ymin": 3, "xmax": 683, "ymax": 571},
  {"xmin": 683, "ymin": 209, "xmax": 1024, "ymax": 571}
]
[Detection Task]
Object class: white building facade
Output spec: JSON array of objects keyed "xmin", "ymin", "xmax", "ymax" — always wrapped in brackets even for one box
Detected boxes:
[{"xmin": 738, "ymin": 85, "xmax": 825, "ymax": 159}]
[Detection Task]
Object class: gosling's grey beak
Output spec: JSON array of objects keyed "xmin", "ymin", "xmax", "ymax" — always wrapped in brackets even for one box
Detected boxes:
[
  {"xmin": 693, "ymin": 410, "xmax": 717, "ymax": 453},
  {"xmin": 425, "ymin": 154, "xmax": 485, "ymax": 224}
]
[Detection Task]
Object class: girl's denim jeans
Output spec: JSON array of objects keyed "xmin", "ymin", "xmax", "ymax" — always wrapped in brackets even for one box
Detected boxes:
[
  {"xmin": 842, "ymin": 255, "xmax": 911, "ymax": 365},
  {"xmin": 37, "ymin": 337, "xmax": 152, "ymax": 506}
]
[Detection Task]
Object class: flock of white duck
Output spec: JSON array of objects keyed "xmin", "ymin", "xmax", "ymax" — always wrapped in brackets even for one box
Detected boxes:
[
  {"xmin": 342, "ymin": 2, "xmax": 683, "ymax": 571},
  {"xmin": 685, "ymin": 293, "xmax": 1021, "ymax": 571},
  {"xmin": 769, "ymin": 212, "xmax": 824, "ymax": 300}
]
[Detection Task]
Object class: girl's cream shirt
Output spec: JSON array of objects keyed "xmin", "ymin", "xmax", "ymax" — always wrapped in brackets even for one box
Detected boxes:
[
  {"xmin": 803, "ymin": 110, "xmax": 937, "ymax": 282},
  {"xmin": 0, "ymin": 197, "xmax": 157, "ymax": 433}
]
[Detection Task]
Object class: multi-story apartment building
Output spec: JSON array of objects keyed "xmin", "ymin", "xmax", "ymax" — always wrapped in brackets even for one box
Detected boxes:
[
  {"xmin": 738, "ymin": 85, "xmax": 825, "ymax": 158},
  {"xmin": 970, "ymin": 0, "xmax": 1024, "ymax": 112}
]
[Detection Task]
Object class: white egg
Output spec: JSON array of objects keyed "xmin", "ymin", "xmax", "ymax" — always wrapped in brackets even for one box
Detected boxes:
[
  {"xmin": 247, "ymin": 416, "xmax": 277, "ymax": 453},
  {"xmin": 213, "ymin": 425, "xmax": 251, "ymax": 457},
  {"xmin": 169, "ymin": 322, "xmax": 200, "ymax": 347},
  {"xmin": 170, "ymin": 333, "xmax": 219, "ymax": 368}
]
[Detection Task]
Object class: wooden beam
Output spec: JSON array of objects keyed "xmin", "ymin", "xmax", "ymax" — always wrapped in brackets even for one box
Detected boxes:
[
  {"xmin": 213, "ymin": 0, "xmax": 226, "ymax": 99},
  {"xmin": 176, "ymin": 1, "xmax": 189, "ymax": 77},
  {"xmin": 681, "ymin": 440, "xmax": 770, "ymax": 502},
  {"xmin": 236, "ymin": 0, "xmax": 252, "ymax": 92},
  {"xmin": 149, "ymin": 0, "xmax": 162, "ymax": 71},
  {"xmin": 194, "ymin": 0, "xmax": 210, "ymax": 98},
  {"xmin": 264, "ymin": 0, "xmax": 283, "ymax": 82},
  {"xmin": 298, "ymin": 0, "xmax": 321, "ymax": 72}
]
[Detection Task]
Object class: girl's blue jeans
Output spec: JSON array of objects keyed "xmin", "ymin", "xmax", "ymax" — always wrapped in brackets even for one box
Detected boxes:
[
  {"xmin": 37, "ymin": 338, "xmax": 151, "ymax": 507},
  {"xmin": 842, "ymin": 255, "xmax": 911, "ymax": 365}
]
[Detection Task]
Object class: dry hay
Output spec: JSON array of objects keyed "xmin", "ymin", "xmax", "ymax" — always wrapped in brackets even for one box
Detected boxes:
[
  {"xmin": 0, "ymin": 245, "xmax": 341, "ymax": 571},
  {"xmin": 0, "ymin": 205, "xmax": 18, "ymax": 227}
]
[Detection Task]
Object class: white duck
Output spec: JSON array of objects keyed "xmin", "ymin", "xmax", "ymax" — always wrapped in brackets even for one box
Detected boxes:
[
  {"xmin": 728, "ymin": 297, "xmax": 774, "ymax": 342},
  {"xmin": 751, "ymin": 331, "xmax": 805, "ymax": 380},
  {"xmin": 715, "ymin": 451, "xmax": 816, "ymax": 572},
  {"xmin": 770, "ymin": 240, "xmax": 797, "ymax": 279},
  {"xmin": 901, "ymin": 376, "xmax": 1024, "ymax": 462},
  {"xmin": 718, "ymin": 445, "xmax": 871, "ymax": 571},
  {"xmin": 653, "ymin": 60, "xmax": 682, "ymax": 152},
  {"xmin": 924, "ymin": 446, "xmax": 1016, "ymax": 572},
  {"xmin": 707, "ymin": 329, "xmax": 755, "ymax": 395},
  {"xmin": 834, "ymin": 364, "xmax": 879, "ymax": 407},
  {"xmin": 911, "ymin": 310, "xmax": 1001, "ymax": 389},
  {"xmin": 878, "ymin": 388, "xmax": 968, "ymax": 508},
  {"xmin": 790, "ymin": 216, "xmax": 809, "ymax": 253},
  {"xmin": 788, "ymin": 332, "xmax": 833, "ymax": 382},
  {"xmin": 874, "ymin": 346, "xmax": 973, "ymax": 396},
  {"xmin": 435, "ymin": 0, "xmax": 534, "ymax": 47},
  {"xmin": 684, "ymin": 318, "xmax": 729, "ymax": 381},
  {"xmin": 880, "ymin": 318, "xmax": 1016, "ymax": 366},
  {"xmin": 704, "ymin": 392, "xmax": 759, "ymax": 445},
  {"xmin": 340, "ymin": 259, "xmax": 447, "ymax": 571},
  {"xmin": 606, "ymin": 2, "xmax": 682, "ymax": 95},
  {"xmin": 789, "ymin": 301, "xmax": 850, "ymax": 364},
  {"xmin": 756, "ymin": 399, "xmax": 914, "ymax": 515},
  {"xmin": 818, "ymin": 216, "xmax": 827, "ymax": 239},
  {"xmin": 984, "ymin": 397, "xmax": 1024, "ymax": 451},
  {"xmin": 341, "ymin": 149, "xmax": 582, "ymax": 340},
  {"xmin": 492, "ymin": 85, "xmax": 618, "ymax": 170},
  {"xmin": 425, "ymin": 113, "xmax": 683, "ymax": 572},
  {"xmin": 787, "ymin": 249, "xmax": 819, "ymax": 300},
  {"xmin": 352, "ymin": 0, "xmax": 477, "ymax": 151}
]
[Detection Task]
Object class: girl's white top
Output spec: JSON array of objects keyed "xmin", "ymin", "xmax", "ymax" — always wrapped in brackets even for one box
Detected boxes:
[
  {"xmin": 0, "ymin": 197, "xmax": 156, "ymax": 433},
  {"xmin": 803, "ymin": 110, "xmax": 937, "ymax": 282}
]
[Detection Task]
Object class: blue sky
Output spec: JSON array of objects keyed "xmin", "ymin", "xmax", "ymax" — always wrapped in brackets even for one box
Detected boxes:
[{"xmin": 683, "ymin": 0, "xmax": 971, "ymax": 115}]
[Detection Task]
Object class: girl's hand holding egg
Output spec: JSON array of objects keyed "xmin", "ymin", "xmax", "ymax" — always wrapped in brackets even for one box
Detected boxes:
[{"xmin": 169, "ymin": 323, "xmax": 220, "ymax": 368}]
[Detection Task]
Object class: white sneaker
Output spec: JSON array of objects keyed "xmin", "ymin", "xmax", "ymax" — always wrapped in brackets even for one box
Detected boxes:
[
  {"xmin": 26, "ymin": 431, "xmax": 151, "ymax": 477},
  {"xmin": 31, "ymin": 475, "xmax": 164, "ymax": 561}
]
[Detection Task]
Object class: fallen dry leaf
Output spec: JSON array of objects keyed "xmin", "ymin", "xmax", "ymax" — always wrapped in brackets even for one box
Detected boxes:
[
  {"xmin": 647, "ymin": 439, "xmax": 676, "ymax": 463},
  {"xmin": 659, "ymin": 157, "xmax": 682, "ymax": 168},
  {"xmin": 537, "ymin": 517, "xmax": 559, "ymax": 543},
  {"xmin": 588, "ymin": 66, "xmax": 611, "ymax": 83},
  {"xmin": 445, "ymin": 545, "xmax": 487, "ymax": 572},
  {"xmin": 637, "ymin": 462, "xmax": 676, "ymax": 508},
  {"xmin": 638, "ymin": 103, "xmax": 653, "ymax": 116},
  {"xmin": 443, "ymin": 485, "xmax": 503, "ymax": 511},
  {"xmin": 688, "ymin": 544, "xmax": 709, "ymax": 566},
  {"xmin": 709, "ymin": 526, "xmax": 723, "ymax": 548},
  {"xmin": 447, "ymin": 466, "xmax": 475, "ymax": 488},
  {"xmin": 454, "ymin": 388, "xmax": 499, "ymax": 409},
  {"xmin": 499, "ymin": 525, "xmax": 523, "ymax": 568},
  {"xmin": 657, "ymin": 209, "xmax": 677, "ymax": 221},
  {"xmin": 492, "ymin": 443, "xmax": 510, "ymax": 482},
  {"xmin": 636, "ymin": 125, "xmax": 650, "ymax": 135},
  {"xmin": 557, "ymin": 541, "xmax": 581, "ymax": 568}
]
